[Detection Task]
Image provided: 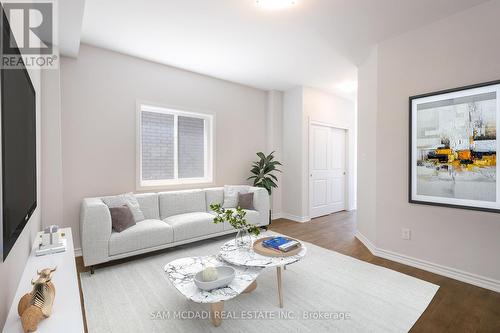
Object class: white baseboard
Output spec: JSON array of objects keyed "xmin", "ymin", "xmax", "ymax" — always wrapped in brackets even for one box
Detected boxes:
[
  {"xmin": 280, "ymin": 213, "xmax": 311, "ymax": 223},
  {"xmin": 355, "ymin": 231, "xmax": 376, "ymax": 252},
  {"xmin": 271, "ymin": 211, "xmax": 283, "ymax": 220},
  {"xmin": 74, "ymin": 247, "xmax": 82, "ymax": 257},
  {"xmin": 355, "ymin": 231, "xmax": 500, "ymax": 293}
]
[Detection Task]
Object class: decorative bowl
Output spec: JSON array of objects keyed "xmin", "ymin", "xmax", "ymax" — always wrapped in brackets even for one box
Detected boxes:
[{"xmin": 194, "ymin": 266, "xmax": 235, "ymax": 291}]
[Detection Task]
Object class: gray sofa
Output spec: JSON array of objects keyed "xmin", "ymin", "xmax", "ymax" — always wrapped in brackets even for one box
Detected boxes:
[{"xmin": 80, "ymin": 186, "xmax": 269, "ymax": 269}]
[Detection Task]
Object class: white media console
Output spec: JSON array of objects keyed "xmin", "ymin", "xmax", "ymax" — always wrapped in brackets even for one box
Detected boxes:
[{"xmin": 2, "ymin": 228, "xmax": 84, "ymax": 333}]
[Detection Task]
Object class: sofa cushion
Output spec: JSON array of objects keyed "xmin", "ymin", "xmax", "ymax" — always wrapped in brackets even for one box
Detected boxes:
[
  {"xmin": 135, "ymin": 193, "xmax": 160, "ymax": 220},
  {"xmin": 222, "ymin": 185, "xmax": 249, "ymax": 208},
  {"xmin": 164, "ymin": 212, "xmax": 223, "ymax": 242},
  {"xmin": 205, "ymin": 187, "xmax": 223, "ymax": 211},
  {"xmin": 238, "ymin": 192, "xmax": 255, "ymax": 210},
  {"xmin": 109, "ymin": 219, "xmax": 173, "ymax": 256},
  {"xmin": 102, "ymin": 193, "xmax": 145, "ymax": 223},
  {"xmin": 159, "ymin": 190, "xmax": 206, "ymax": 219},
  {"xmin": 109, "ymin": 205, "xmax": 136, "ymax": 232}
]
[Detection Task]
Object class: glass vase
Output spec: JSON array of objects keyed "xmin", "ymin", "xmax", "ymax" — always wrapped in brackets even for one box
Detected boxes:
[{"xmin": 235, "ymin": 228, "xmax": 251, "ymax": 249}]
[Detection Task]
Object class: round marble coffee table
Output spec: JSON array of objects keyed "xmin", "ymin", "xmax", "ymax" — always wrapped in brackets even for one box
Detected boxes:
[
  {"xmin": 219, "ymin": 234, "xmax": 307, "ymax": 308},
  {"xmin": 164, "ymin": 255, "xmax": 262, "ymax": 326}
]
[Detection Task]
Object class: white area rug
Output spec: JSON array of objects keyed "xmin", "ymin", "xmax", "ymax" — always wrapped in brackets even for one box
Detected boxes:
[{"xmin": 80, "ymin": 232, "xmax": 439, "ymax": 333}]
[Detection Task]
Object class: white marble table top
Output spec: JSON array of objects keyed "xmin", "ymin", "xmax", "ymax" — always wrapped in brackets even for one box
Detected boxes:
[
  {"xmin": 164, "ymin": 255, "xmax": 262, "ymax": 304},
  {"xmin": 219, "ymin": 233, "xmax": 307, "ymax": 268}
]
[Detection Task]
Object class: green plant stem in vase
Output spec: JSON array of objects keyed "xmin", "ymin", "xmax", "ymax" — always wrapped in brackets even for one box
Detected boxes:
[{"xmin": 210, "ymin": 203, "xmax": 260, "ymax": 248}]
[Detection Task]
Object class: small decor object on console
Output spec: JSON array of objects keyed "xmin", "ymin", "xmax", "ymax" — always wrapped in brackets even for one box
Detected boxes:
[
  {"xmin": 35, "ymin": 225, "xmax": 66, "ymax": 256},
  {"xmin": 17, "ymin": 267, "xmax": 57, "ymax": 333},
  {"xmin": 210, "ymin": 203, "xmax": 260, "ymax": 248}
]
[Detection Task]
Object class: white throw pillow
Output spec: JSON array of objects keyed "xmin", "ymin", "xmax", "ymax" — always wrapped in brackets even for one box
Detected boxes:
[
  {"xmin": 102, "ymin": 193, "xmax": 145, "ymax": 223},
  {"xmin": 222, "ymin": 185, "xmax": 249, "ymax": 208}
]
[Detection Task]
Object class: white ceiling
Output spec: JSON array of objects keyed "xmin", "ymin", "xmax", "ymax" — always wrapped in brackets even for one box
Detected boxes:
[{"xmin": 79, "ymin": 0, "xmax": 489, "ymax": 100}]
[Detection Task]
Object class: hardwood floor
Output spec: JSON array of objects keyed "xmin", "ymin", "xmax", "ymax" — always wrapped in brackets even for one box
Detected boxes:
[
  {"xmin": 76, "ymin": 211, "xmax": 500, "ymax": 332},
  {"xmin": 269, "ymin": 212, "xmax": 500, "ymax": 333}
]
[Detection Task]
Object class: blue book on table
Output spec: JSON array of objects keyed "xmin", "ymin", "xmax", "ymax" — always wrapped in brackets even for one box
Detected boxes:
[{"xmin": 262, "ymin": 237, "xmax": 291, "ymax": 250}]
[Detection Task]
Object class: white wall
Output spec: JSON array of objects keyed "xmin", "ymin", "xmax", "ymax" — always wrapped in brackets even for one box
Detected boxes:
[
  {"xmin": 282, "ymin": 86, "xmax": 357, "ymax": 221},
  {"xmin": 60, "ymin": 44, "xmax": 268, "ymax": 250},
  {"xmin": 282, "ymin": 87, "xmax": 305, "ymax": 219},
  {"xmin": 41, "ymin": 49, "xmax": 64, "ymax": 229},
  {"xmin": 266, "ymin": 91, "xmax": 283, "ymax": 218},
  {"xmin": 357, "ymin": 0, "xmax": 500, "ymax": 287},
  {"xmin": 357, "ymin": 47, "xmax": 378, "ymax": 242},
  {"xmin": 0, "ymin": 68, "xmax": 42, "ymax": 329}
]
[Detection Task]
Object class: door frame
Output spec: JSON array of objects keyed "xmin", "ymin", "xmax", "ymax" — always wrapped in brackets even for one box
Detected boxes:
[{"xmin": 308, "ymin": 119, "xmax": 350, "ymax": 218}]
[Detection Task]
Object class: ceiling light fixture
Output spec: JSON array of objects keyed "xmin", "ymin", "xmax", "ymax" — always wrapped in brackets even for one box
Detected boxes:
[{"xmin": 255, "ymin": 0, "xmax": 297, "ymax": 11}]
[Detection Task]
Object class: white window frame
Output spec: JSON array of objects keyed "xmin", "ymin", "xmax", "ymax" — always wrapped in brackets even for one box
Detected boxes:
[{"xmin": 136, "ymin": 102, "xmax": 214, "ymax": 189}]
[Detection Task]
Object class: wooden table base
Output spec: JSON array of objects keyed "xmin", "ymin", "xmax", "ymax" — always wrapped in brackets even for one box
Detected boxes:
[
  {"xmin": 243, "ymin": 280, "xmax": 258, "ymax": 293},
  {"xmin": 210, "ymin": 301, "xmax": 224, "ymax": 327},
  {"xmin": 209, "ymin": 280, "xmax": 257, "ymax": 327},
  {"xmin": 209, "ymin": 268, "xmax": 285, "ymax": 327},
  {"xmin": 277, "ymin": 266, "xmax": 283, "ymax": 308}
]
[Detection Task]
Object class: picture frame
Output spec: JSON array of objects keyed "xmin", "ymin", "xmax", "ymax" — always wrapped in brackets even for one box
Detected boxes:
[{"xmin": 409, "ymin": 80, "xmax": 500, "ymax": 213}]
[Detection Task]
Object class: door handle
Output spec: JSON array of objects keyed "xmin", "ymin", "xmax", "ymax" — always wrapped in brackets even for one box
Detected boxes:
[{"xmin": 343, "ymin": 172, "xmax": 346, "ymax": 175}]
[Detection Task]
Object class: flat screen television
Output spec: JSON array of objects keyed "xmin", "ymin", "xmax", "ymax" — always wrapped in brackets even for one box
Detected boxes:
[{"xmin": 1, "ymin": 10, "xmax": 37, "ymax": 261}]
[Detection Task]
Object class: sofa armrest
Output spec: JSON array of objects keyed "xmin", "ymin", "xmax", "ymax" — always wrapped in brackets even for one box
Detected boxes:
[
  {"xmin": 80, "ymin": 197, "xmax": 112, "ymax": 267},
  {"xmin": 249, "ymin": 187, "xmax": 270, "ymax": 226}
]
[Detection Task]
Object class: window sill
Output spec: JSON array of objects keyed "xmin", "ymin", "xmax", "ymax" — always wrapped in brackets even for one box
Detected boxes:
[{"xmin": 136, "ymin": 178, "xmax": 215, "ymax": 192}]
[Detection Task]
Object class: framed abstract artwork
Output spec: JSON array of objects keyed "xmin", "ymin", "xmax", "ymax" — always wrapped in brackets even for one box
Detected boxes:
[{"xmin": 409, "ymin": 80, "xmax": 500, "ymax": 213}]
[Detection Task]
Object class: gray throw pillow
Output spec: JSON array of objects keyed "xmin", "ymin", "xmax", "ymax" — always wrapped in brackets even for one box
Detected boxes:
[
  {"xmin": 110, "ymin": 205, "xmax": 136, "ymax": 232},
  {"xmin": 223, "ymin": 185, "xmax": 249, "ymax": 208},
  {"xmin": 237, "ymin": 192, "xmax": 254, "ymax": 210},
  {"xmin": 102, "ymin": 193, "xmax": 145, "ymax": 222}
]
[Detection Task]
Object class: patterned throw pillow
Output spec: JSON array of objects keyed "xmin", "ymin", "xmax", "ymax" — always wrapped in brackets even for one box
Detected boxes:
[
  {"xmin": 102, "ymin": 193, "xmax": 145, "ymax": 223},
  {"xmin": 222, "ymin": 185, "xmax": 249, "ymax": 208}
]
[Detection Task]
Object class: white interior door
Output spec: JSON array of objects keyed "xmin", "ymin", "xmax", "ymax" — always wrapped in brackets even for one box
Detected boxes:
[{"xmin": 309, "ymin": 124, "xmax": 346, "ymax": 218}]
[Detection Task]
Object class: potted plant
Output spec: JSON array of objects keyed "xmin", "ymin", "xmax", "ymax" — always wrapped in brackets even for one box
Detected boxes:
[
  {"xmin": 210, "ymin": 204, "xmax": 260, "ymax": 248},
  {"xmin": 247, "ymin": 151, "xmax": 282, "ymax": 224}
]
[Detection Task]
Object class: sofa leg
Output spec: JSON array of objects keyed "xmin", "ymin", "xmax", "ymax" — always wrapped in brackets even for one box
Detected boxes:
[{"xmin": 90, "ymin": 266, "xmax": 95, "ymax": 275}]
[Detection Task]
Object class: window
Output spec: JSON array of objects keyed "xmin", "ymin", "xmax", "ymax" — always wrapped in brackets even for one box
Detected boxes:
[{"xmin": 137, "ymin": 104, "xmax": 214, "ymax": 187}]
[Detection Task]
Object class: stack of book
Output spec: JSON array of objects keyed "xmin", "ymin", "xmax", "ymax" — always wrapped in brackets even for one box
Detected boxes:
[{"xmin": 262, "ymin": 237, "xmax": 300, "ymax": 253}]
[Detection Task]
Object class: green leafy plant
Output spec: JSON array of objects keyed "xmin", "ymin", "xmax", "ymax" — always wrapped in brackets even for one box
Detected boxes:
[
  {"xmin": 210, "ymin": 203, "xmax": 260, "ymax": 236},
  {"xmin": 247, "ymin": 151, "xmax": 282, "ymax": 195}
]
